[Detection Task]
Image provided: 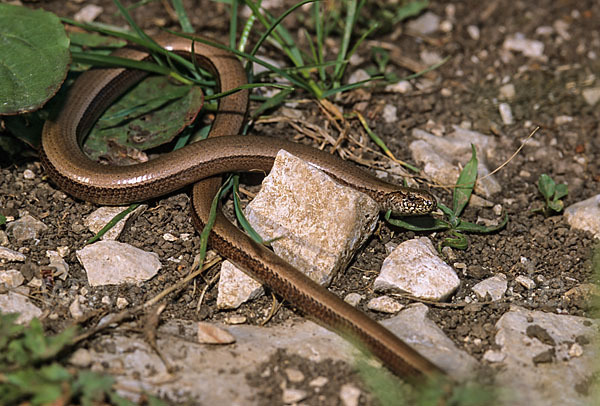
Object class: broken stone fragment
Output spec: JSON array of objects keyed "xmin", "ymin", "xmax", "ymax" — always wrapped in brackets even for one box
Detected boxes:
[
  {"xmin": 374, "ymin": 237, "xmax": 460, "ymax": 301},
  {"xmin": 219, "ymin": 150, "xmax": 379, "ymax": 307},
  {"xmin": 76, "ymin": 240, "xmax": 161, "ymax": 286}
]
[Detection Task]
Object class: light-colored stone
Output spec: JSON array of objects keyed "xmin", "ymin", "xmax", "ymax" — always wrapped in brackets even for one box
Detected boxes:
[
  {"xmin": 553, "ymin": 19, "xmax": 571, "ymax": 40},
  {"xmin": 503, "ymin": 33, "xmax": 545, "ymax": 58},
  {"xmin": 366, "ymin": 296, "xmax": 404, "ymax": 313},
  {"xmin": 309, "ymin": 376, "xmax": 328, "ymax": 387},
  {"xmin": 343, "ymin": 292, "xmax": 362, "ymax": 307},
  {"xmin": 383, "ymin": 304, "xmax": 478, "ymax": 379},
  {"xmin": 77, "ymin": 304, "xmax": 477, "ymax": 404},
  {"xmin": 554, "ymin": 115, "xmax": 574, "ymax": 125},
  {"xmin": 6, "ymin": 214, "xmax": 47, "ymax": 241},
  {"xmin": 163, "ymin": 233, "xmax": 178, "ymax": 241},
  {"xmin": 491, "ymin": 305, "xmax": 599, "ymax": 406},
  {"xmin": 217, "ymin": 260, "xmax": 264, "ymax": 309},
  {"xmin": 285, "ymin": 368, "xmax": 304, "ymax": 383},
  {"xmin": 382, "ymin": 104, "xmax": 397, "ymax": 123},
  {"xmin": 564, "ymin": 194, "xmax": 600, "ymax": 237},
  {"xmin": 340, "ymin": 384, "xmax": 361, "ymax": 406},
  {"xmin": 420, "ymin": 50, "xmax": 443, "ymax": 66},
  {"xmin": 515, "ymin": 275, "xmax": 536, "ymax": 290},
  {"xmin": 46, "ymin": 250, "xmax": 69, "ymax": 280},
  {"xmin": 76, "ymin": 241, "xmax": 161, "ymax": 286},
  {"xmin": 582, "ymin": 87, "xmax": 600, "ymax": 105},
  {"xmin": 225, "ymin": 315, "xmax": 247, "ymax": 325},
  {"xmin": 467, "ymin": 25, "xmax": 480, "ymax": 40},
  {"xmin": 385, "ymin": 80, "xmax": 412, "ymax": 93},
  {"xmin": 407, "ymin": 11, "xmax": 440, "ymax": 35},
  {"xmin": 69, "ymin": 296, "xmax": 85, "ymax": 319},
  {"xmin": 0, "ymin": 269, "xmax": 24, "ymax": 288},
  {"xmin": 69, "ymin": 348, "xmax": 93, "ymax": 367},
  {"xmin": 410, "ymin": 126, "xmax": 501, "ymax": 198},
  {"xmin": 0, "ymin": 230, "xmax": 9, "ymax": 246},
  {"xmin": 74, "ymin": 4, "xmax": 103, "ymax": 22},
  {"xmin": 374, "ymin": 237, "xmax": 460, "ymax": 301},
  {"xmin": 472, "ymin": 274, "xmax": 507, "ymax": 301},
  {"xmin": 197, "ymin": 322, "xmax": 236, "ymax": 344},
  {"xmin": 483, "ymin": 349, "xmax": 506, "ymax": 363},
  {"xmin": 282, "ymin": 388, "xmax": 307, "ymax": 404},
  {"xmin": 84, "ymin": 205, "xmax": 147, "ymax": 241},
  {"xmin": 499, "ymin": 83, "xmax": 515, "ymax": 99},
  {"xmin": 245, "ymin": 150, "xmax": 378, "ymax": 286},
  {"xmin": 563, "ymin": 283, "xmax": 600, "ymax": 308},
  {"xmin": 347, "ymin": 69, "xmax": 370, "ymax": 85},
  {"xmin": 0, "ymin": 291, "xmax": 42, "ymax": 324},
  {"xmin": 498, "ymin": 103, "xmax": 514, "ymax": 125},
  {"xmin": 116, "ymin": 297, "xmax": 129, "ymax": 309},
  {"xmin": 23, "ymin": 169, "xmax": 35, "ymax": 179}
]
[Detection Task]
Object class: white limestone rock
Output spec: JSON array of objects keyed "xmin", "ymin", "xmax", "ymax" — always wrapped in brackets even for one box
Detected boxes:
[
  {"xmin": 410, "ymin": 126, "xmax": 501, "ymax": 198},
  {"xmin": 564, "ymin": 194, "xmax": 600, "ymax": 238},
  {"xmin": 245, "ymin": 150, "xmax": 379, "ymax": 286},
  {"xmin": 76, "ymin": 240, "xmax": 161, "ymax": 286},
  {"xmin": 472, "ymin": 274, "xmax": 508, "ymax": 301},
  {"xmin": 374, "ymin": 237, "xmax": 460, "ymax": 301},
  {"xmin": 490, "ymin": 305, "xmax": 599, "ymax": 406},
  {"xmin": 84, "ymin": 205, "xmax": 147, "ymax": 241},
  {"xmin": 217, "ymin": 260, "xmax": 264, "ymax": 309}
]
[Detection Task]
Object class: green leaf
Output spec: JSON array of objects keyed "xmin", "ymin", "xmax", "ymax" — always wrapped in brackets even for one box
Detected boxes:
[
  {"xmin": 84, "ymin": 76, "xmax": 203, "ymax": 163},
  {"xmin": 453, "ymin": 145, "xmax": 478, "ymax": 217},
  {"xmin": 548, "ymin": 199, "xmax": 564, "ymax": 212},
  {"xmin": 441, "ymin": 231, "xmax": 468, "ymax": 250},
  {"xmin": 170, "ymin": 0, "xmax": 194, "ymax": 33},
  {"xmin": 0, "ymin": 4, "xmax": 70, "ymax": 115},
  {"xmin": 455, "ymin": 212, "xmax": 508, "ymax": 233},
  {"xmin": 0, "ymin": 213, "xmax": 6, "ymax": 226},
  {"xmin": 73, "ymin": 370, "xmax": 115, "ymax": 405},
  {"xmin": 385, "ymin": 211, "xmax": 450, "ymax": 231},
  {"xmin": 554, "ymin": 183, "xmax": 568, "ymax": 200},
  {"xmin": 68, "ymin": 31, "xmax": 127, "ymax": 49},
  {"xmin": 538, "ymin": 173, "xmax": 555, "ymax": 200},
  {"xmin": 393, "ymin": 0, "xmax": 429, "ymax": 23},
  {"xmin": 232, "ymin": 175, "xmax": 264, "ymax": 244},
  {"xmin": 437, "ymin": 202, "xmax": 454, "ymax": 218}
]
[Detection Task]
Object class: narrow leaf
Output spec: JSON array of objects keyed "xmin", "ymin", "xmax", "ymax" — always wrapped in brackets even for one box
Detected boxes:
[
  {"xmin": 385, "ymin": 211, "xmax": 450, "ymax": 231},
  {"xmin": 453, "ymin": 144, "xmax": 478, "ymax": 217},
  {"xmin": 538, "ymin": 173, "xmax": 555, "ymax": 200},
  {"xmin": 554, "ymin": 183, "xmax": 568, "ymax": 200}
]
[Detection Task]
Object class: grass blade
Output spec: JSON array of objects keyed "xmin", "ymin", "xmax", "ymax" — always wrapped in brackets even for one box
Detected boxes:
[
  {"xmin": 86, "ymin": 204, "xmax": 140, "ymax": 244},
  {"xmin": 453, "ymin": 144, "xmax": 478, "ymax": 217},
  {"xmin": 232, "ymin": 175, "xmax": 264, "ymax": 244},
  {"xmin": 170, "ymin": 0, "xmax": 194, "ymax": 33}
]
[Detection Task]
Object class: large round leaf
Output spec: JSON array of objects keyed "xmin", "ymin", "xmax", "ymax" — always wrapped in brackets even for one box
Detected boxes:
[
  {"xmin": 84, "ymin": 76, "xmax": 204, "ymax": 164},
  {"xmin": 0, "ymin": 4, "xmax": 69, "ymax": 115}
]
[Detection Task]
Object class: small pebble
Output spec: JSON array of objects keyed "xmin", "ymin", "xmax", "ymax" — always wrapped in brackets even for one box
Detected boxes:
[
  {"xmin": 499, "ymin": 103, "xmax": 514, "ymax": 125},
  {"xmin": 367, "ymin": 296, "xmax": 404, "ymax": 313},
  {"xmin": 225, "ymin": 315, "xmax": 247, "ymax": 325},
  {"xmin": 163, "ymin": 233, "xmax": 178, "ymax": 241},
  {"xmin": 282, "ymin": 388, "xmax": 307, "ymax": 404},
  {"xmin": 516, "ymin": 275, "xmax": 536, "ymax": 290},
  {"xmin": 285, "ymin": 368, "xmax": 304, "ymax": 383},
  {"xmin": 309, "ymin": 376, "xmax": 328, "ymax": 387},
  {"xmin": 344, "ymin": 292, "xmax": 362, "ymax": 307},
  {"xmin": 467, "ymin": 25, "xmax": 480, "ymax": 40},
  {"xmin": 23, "ymin": 169, "xmax": 35, "ymax": 179},
  {"xmin": 116, "ymin": 297, "xmax": 129, "ymax": 309}
]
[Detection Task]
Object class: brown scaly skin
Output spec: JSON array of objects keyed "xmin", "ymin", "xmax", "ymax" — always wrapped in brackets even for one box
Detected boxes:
[{"xmin": 41, "ymin": 32, "xmax": 445, "ymax": 380}]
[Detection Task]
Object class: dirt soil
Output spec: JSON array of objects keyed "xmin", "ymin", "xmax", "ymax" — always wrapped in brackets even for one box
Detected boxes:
[{"xmin": 1, "ymin": 0, "xmax": 599, "ymax": 405}]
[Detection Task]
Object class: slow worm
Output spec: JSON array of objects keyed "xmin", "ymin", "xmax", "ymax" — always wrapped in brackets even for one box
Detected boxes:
[{"xmin": 41, "ymin": 33, "xmax": 445, "ymax": 379}]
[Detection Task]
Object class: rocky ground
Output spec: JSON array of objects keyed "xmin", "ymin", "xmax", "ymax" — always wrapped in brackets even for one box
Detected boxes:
[{"xmin": 1, "ymin": 0, "xmax": 599, "ymax": 405}]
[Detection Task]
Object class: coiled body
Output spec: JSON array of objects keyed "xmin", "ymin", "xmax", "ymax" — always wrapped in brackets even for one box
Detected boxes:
[{"xmin": 41, "ymin": 32, "xmax": 444, "ymax": 379}]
